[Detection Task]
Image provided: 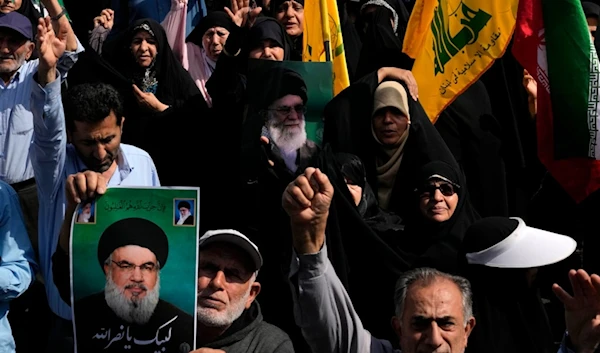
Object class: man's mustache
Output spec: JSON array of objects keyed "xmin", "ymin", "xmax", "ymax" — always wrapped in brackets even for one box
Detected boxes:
[
  {"xmin": 125, "ymin": 283, "xmax": 148, "ymax": 291},
  {"xmin": 0, "ymin": 56, "xmax": 15, "ymax": 60}
]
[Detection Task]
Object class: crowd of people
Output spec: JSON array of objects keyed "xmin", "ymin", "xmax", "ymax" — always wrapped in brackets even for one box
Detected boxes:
[{"xmin": 2, "ymin": 0, "xmax": 600, "ymax": 352}]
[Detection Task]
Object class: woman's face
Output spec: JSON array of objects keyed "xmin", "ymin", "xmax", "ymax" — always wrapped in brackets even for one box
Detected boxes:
[
  {"xmin": 130, "ymin": 30, "xmax": 157, "ymax": 68},
  {"xmin": 345, "ymin": 178, "xmax": 363, "ymax": 207},
  {"xmin": 275, "ymin": 0, "xmax": 304, "ymax": 38},
  {"xmin": 248, "ymin": 39, "xmax": 285, "ymax": 61},
  {"xmin": 372, "ymin": 107, "xmax": 409, "ymax": 147},
  {"xmin": 202, "ymin": 26, "xmax": 230, "ymax": 61},
  {"xmin": 418, "ymin": 180, "xmax": 459, "ymax": 223},
  {"xmin": 0, "ymin": 0, "xmax": 22, "ymax": 14}
]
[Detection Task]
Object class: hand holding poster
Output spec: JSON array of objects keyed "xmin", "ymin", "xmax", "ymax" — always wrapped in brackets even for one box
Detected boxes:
[{"xmin": 71, "ymin": 187, "xmax": 200, "ymax": 353}]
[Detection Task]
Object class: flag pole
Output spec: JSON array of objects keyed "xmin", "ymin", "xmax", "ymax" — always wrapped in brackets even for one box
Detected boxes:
[{"xmin": 319, "ymin": 0, "xmax": 332, "ymax": 61}]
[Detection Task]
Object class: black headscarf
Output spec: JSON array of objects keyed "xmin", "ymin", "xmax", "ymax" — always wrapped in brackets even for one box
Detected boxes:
[
  {"xmin": 460, "ymin": 217, "xmax": 555, "ymax": 353},
  {"xmin": 404, "ymin": 160, "xmax": 480, "ymax": 274},
  {"xmin": 186, "ymin": 11, "xmax": 233, "ymax": 48},
  {"xmin": 583, "ymin": 1, "xmax": 600, "ymax": 20},
  {"xmin": 355, "ymin": 0, "xmax": 413, "ymax": 78},
  {"xmin": 244, "ymin": 16, "xmax": 293, "ymax": 60}
]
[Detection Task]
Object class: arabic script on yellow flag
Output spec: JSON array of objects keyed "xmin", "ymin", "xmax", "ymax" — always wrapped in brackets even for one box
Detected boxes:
[
  {"xmin": 302, "ymin": 0, "xmax": 350, "ymax": 96},
  {"xmin": 403, "ymin": 0, "xmax": 518, "ymax": 122}
]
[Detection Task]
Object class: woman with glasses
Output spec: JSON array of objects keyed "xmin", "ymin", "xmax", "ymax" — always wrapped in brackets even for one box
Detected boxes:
[{"xmin": 404, "ymin": 160, "xmax": 480, "ymax": 274}]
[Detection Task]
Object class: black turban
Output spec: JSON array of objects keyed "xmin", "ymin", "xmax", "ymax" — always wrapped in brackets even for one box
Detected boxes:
[
  {"xmin": 255, "ymin": 66, "xmax": 308, "ymax": 110},
  {"xmin": 178, "ymin": 201, "xmax": 191, "ymax": 210},
  {"xmin": 97, "ymin": 218, "xmax": 169, "ymax": 269}
]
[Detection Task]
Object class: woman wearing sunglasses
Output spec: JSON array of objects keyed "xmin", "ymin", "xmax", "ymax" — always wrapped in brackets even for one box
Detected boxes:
[{"xmin": 403, "ymin": 160, "xmax": 480, "ymax": 274}]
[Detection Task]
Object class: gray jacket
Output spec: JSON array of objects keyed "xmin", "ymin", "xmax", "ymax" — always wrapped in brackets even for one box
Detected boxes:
[{"xmin": 203, "ymin": 301, "xmax": 294, "ymax": 353}]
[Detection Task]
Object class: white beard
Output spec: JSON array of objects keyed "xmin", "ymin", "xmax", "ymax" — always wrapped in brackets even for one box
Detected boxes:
[
  {"xmin": 196, "ymin": 285, "xmax": 251, "ymax": 328},
  {"xmin": 78, "ymin": 212, "xmax": 91, "ymax": 223},
  {"xmin": 267, "ymin": 118, "xmax": 307, "ymax": 154},
  {"xmin": 267, "ymin": 118, "xmax": 307, "ymax": 172},
  {"xmin": 177, "ymin": 213, "xmax": 190, "ymax": 225},
  {"xmin": 104, "ymin": 272, "xmax": 161, "ymax": 325}
]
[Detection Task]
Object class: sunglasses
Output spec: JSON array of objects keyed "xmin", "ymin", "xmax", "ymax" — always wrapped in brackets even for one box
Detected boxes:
[{"xmin": 417, "ymin": 183, "xmax": 458, "ymax": 197}]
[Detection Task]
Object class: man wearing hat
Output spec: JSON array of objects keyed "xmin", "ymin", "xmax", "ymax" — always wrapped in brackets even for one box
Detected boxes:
[
  {"xmin": 74, "ymin": 218, "xmax": 194, "ymax": 353},
  {"xmin": 194, "ymin": 229, "xmax": 293, "ymax": 353},
  {"xmin": 176, "ymin": 201, "xmax": 194, "ymax": 225},
  {"xmin": 256, "ymin": 66, "xmax": 318, "ymax": 174}
]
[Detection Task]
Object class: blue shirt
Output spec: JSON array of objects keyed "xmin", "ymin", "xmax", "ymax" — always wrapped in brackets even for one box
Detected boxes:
[
  {"xmin": 29, "ymin": 74, "xmax": 160, "ymax": 320},
  {"xmin": 0, "ymin": 181, "xmax": 36, "ymax": 353},
  {"xmin": 0, "ymin": 43, "xmax": 83, "ymax": 185},
  {"xmin": 112, "ymin": 0, "xmax": 204, "ymax": 38}
]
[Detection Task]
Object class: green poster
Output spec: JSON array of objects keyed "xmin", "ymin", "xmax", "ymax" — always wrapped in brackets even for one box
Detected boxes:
[
  {"xmin": 247, "ymin": 59, "xmax": 333, "ymax": 146},
  {"xmin": 70, "ymin": 187, "xmax": 199, "ymax": 353}
]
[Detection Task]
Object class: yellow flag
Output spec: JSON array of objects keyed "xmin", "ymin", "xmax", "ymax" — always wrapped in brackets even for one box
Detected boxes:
[
  {"xmin": 302, "ymin": 0, "xmax": 350, "ymax": 96},
  {"xmin": 403, "ymin": 0, "xmax": 518, "ymax": 122}
]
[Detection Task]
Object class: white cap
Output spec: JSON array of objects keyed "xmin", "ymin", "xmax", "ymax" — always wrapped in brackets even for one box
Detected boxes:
[
  {"xmin": 466, "ymin": 217, "xmax": 577, "ymax": 268},
  {"xmin": 199, "ymin": 229, "xmax": 263, "ymax": 271}
]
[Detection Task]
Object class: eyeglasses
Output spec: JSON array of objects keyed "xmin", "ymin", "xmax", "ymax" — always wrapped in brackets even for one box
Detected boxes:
[
  {"xmin": 417, "ymin": 183, "xmax": 458, "ymax": 198},
  {"xmin": 112, "ymin": 261, "xmax": 157, "ymax": 274},
  {"xmin": 269, "ymin": 104, "xmax": 306, "ymax": 117}
]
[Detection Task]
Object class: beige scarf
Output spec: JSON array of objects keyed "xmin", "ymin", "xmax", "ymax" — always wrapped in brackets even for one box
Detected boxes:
[{"xmin": 374, "ymin": 128, "xmax": 409, "ymax": 210}]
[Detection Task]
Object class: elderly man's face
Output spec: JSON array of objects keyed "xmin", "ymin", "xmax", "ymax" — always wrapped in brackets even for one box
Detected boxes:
[
  {"xmin": 0, "ymin": 27, "xmax": 33, "ymax": 79},
  {"xmin": 197, "ymin": 243, "xmax": 260, "ymax": 328},
  {"xmin": 179, "ymin": 207, "xmax": 190, "ymax": 218},
  {"xmin": 266, "ymin": 94, "xmax": 308, "ymax": 153},
  {"xmin": 392, "ymin": 278, "xmax": 475, "ymax": 353},
  {"xmin": 104, "ymin": 245, "xmax": 159, "ymax": 300}
]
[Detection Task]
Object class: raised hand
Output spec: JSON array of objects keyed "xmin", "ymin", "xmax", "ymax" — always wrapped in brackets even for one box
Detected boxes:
[
  {"xmin": 553, "ymin": 269, "xmax": 600, "ymax": 353},
  {"xmin": 224, "ymin": 0, "xmax": 262, "ymax": 28},
  {"xmin": 378, "ymin": 67, "xmax": 419, "ymax": 101},
  {"xmin": 37, "ymin": 16, "xmax": 66, "ymax": 75},
  {"xmin": 93, "ymin": 9, "xmax": 115, "ymax": 30},
  {"xmin": 283, "ymin": 168, "xmax": 333, "ymax": 254}
]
